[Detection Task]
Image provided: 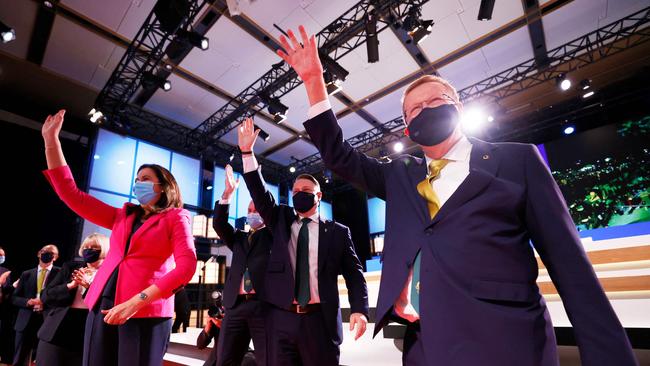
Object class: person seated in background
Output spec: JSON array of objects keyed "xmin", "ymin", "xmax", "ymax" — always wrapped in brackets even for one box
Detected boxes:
[
  {"xmin": 35, "ymin": 233, "xmax": 109, "ymax": 366},
  {"xmin": 12, "ymin": 244, "xmax": 61, "ymax": 366},
  {"xmin": 197, "ymin": 296, "xmax": 225, "ymax": 366}
]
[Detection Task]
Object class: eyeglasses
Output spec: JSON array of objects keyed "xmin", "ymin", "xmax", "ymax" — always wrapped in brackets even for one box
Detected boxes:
[{"xmin": 404, "ymin": 93, "xmax": 457, "ymax": 123}]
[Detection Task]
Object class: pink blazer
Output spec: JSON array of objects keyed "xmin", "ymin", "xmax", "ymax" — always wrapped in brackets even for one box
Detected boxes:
[{"xmin": 43, "ymin": 165, "xmax": 197, "ymax": 318}]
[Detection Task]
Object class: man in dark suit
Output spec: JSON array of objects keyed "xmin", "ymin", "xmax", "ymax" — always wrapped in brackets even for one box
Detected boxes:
[
  {"xmin": 0, "ymin": 246, "xmax": 16, "ymax": 364},
  {"xmin": 274, "ymin": 26, "xmax": 637, "ymax": 366},
  {"xmin": 211, "ymin": 163, "xmax": 273, "ymax": 366},
  {"xmin": 12, "ymin": 244, "xmax": 61, "ymax": 366},
  {"xmin": 237, "ymin": 118, "xmax": 369, "ymax": 365}
]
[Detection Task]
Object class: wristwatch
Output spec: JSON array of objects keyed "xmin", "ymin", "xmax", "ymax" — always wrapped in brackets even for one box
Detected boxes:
[{"xmin": 138, "ymin": 292, "xmax": 148, "ymax": 301}]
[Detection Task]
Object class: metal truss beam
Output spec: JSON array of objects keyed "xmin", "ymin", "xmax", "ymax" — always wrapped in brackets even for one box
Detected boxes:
[
  {"xmin": 190, "ymin": 0, "xmax": 430, "ymax": 151},
  {"xmin": 96, "ymin": 0, "xmax": 209, "ymax": 115},
  {"xmin": 458, "ymin": 6, "xmax": 650, "ymax": 102}
]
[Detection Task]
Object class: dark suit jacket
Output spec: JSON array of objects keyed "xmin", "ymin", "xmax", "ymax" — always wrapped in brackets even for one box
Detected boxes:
[
  {"xmin": 12, "ymin": 265, "xmax": 61, "ymax": 332},
  {"xmin": 0, "ymin": 266, "xmax": 13, "ymax": 304},
  {"xmin": 212, "ymin": 202, "xmax": 273, "ymax": 309},
  {"xmin": 304, "ymin": 109, "xmax": 636, "ymax": 365},
  {"xmin": 243, "ymin": 168, "xmax": 369, "ymax": 345},
  {"xmin": 37, "ymin": 261, "xmax": 86, "ymax": 343}
]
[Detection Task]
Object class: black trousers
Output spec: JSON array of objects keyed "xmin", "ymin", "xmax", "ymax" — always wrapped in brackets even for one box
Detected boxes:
[
  {"xmin": 216, "ymin": 298, "xmax": 267, "ymax": 366},
  {"xmin": 82, "ymin": 307, "xmax": 172, "ymax": 366},
  {"xmin": 36, "ymin": 339, "xmax": 82, "ymax": 366},
  {"xmin": 13, "ymin": 314, "xmax": 43, "ymax": 366},
  {"xmin": 402, "ymin": 322, "xmax": 426, "ymax": 366},
  {"xmin": 267, "ymin": 306, "xmax": 339, "ymax": 366}
]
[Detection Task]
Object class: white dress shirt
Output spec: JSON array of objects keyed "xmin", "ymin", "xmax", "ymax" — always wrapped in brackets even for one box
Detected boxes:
[
  {"xmin": 308, "ymin": 99, "xmax": 473, "ymax": 321},
  {"xmin": 243, "ymin": 156, "xmax": 321, "ymax": 303}
]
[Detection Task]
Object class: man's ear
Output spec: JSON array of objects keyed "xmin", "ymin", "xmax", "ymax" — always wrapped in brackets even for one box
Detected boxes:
[{"xmin": 316, "ymin": 191, "xmax": 323, "ymax": 200}]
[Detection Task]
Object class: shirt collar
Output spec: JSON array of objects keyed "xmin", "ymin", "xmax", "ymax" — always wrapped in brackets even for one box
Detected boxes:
[
  {"xmin": 296, "ymin": 210, "xmax": 320, "ymax": 224},
  {"xmin": 425, "ymin": 135, "xmax": 472, "ymax": 171},
  {"xmin": 39, "ymin": 263, "xmax": 53, "ymax": 272}
]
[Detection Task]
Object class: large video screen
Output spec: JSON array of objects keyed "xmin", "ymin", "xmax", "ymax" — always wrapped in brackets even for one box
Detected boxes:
[{"xmin": 546, "ymin": 115, "xmax": 649, "ymax": 231}]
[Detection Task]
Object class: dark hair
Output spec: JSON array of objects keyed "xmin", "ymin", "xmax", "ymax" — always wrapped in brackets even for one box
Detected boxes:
[
  {"xmin": 136, "ymin": 164, "xmax": 183, "ymax": 214},
  {"xmin": 294, "ymin": 174, "xmax": 320, "ymax": 189}
]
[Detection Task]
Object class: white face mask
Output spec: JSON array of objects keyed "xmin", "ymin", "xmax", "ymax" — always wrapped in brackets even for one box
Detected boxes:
[{"xmin": 247, "ymin": 212, "xmax": 263, "ymax": 229}]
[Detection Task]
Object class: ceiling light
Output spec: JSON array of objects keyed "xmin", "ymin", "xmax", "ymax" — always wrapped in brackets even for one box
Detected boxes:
[
  {"xmin": 582, "ymin": 91, "xmax": 595, "ymax": 99},
  {"xmin": 393, "ymin": 142, "xmax": 404, "ymax": 153},
  {"xmin": 580, "ymin": 79, "xmax": 591, "ymax": 90},
  {"xmin": 557, "ymin": 74, "xmax": 571, "ymax": 91},
  {"xmin": 478, "ymin": 0, "xmax": 496, "ymax": 21},
  {"xmin": 365, "ymin": 12, "xmax": 379, "ymax": 63},
  {"xmin": 0, "ymin": 21, "xmax": 15, "ymax": 44},
  {"xmin": 289, "ymin": 166, "xmax": 296, "ymax": 173},
  {"xmin": 564, "ymin": 126, "xmax": 575, "ymax": 135}
]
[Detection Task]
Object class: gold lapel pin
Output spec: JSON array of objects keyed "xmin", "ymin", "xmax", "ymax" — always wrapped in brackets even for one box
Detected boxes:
[{"xmin": 483, "ymin": 154, "xmax": 490, "ymax": 160}]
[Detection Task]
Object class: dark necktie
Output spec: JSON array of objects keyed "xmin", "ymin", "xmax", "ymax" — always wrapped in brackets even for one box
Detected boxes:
[
  {"xmin": 243, "ymin": 231, "xmax": 255, "ymax": 293},
  {"xmin": 412, "ymin": 159, "xmax": 448, "ymax": 313},
  {"xmin": 295, "ymin": 217, "xmax": 311, "ymax": 306}
]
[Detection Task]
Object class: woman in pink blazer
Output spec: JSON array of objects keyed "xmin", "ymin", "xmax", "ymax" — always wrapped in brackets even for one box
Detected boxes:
[{"xmin": 41, "ymin": 110, "xmax": 197, "ymax": 366}]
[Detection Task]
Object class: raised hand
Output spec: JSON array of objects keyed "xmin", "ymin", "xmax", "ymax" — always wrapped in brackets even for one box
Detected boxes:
[
  {"xmin": 42, "ymin": 109, "xmax": 65, "ymax": 147},
  {"xmin": 237, "ymin": 117, "xmax": 260, "ymax": 153},
  {"xmin": 222, "ymin": 164, "xmax": 239, "ymax": 201},
  {"xmin": 277, "ymin": 25, "xmax": 323, "ymax": 84}
]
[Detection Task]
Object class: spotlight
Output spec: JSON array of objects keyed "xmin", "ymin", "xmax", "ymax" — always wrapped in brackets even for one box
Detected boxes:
[
  {"xmin": 289, "ymin": 166, "xmax": 296, "ymax": 173},
  {"xmin": 1, "ymin": 21, "xmax": 16, "ymax": 44},
  {"xmin": 206, "ymin": 185, "xmax": 213, "ymax": 191},
  {"xmin": 478, "ymin": 0, "xmax": 496, "ymax": 21},
  {"xmin": 582, "ymin": 91, "xmax": 595, "ymax": 99},
  {"xmin": 142, "ymin": 72, "xmax": 171, "ymax": 92},
  {"xmin": 177, "ymin": 29, "xmax": 209, "ymax": 50},
  {"xmin": 487, "ymin": 115, "xmax": 494, "ymax": 123},
  {"xmin": 556, "ymin": 74, "xmax": 571, "ymax": 91},
  {"xmin": 319, "ymin": 51, "xmax": 349, "ymax": 82},
  {"xmin": 43, "ymin": 1, "xmax": 54, "ymax": 8},
  {"xmin": 403, "ymin": 6, "xmax": 433, "ymax": 44},
  {"xmin": 255, "ymin": 125, "xmax": 271, "ymax": 142},
  {"xmin": 393, "ymin": 142, "xmax": 404, "ymax": 153},
  {"xmin": 87, "ymin": 108, "xmax": 105, "ymax": 124},
  {"xmin": 580, "ymin": 79, "xmax": 591, "ymax": 90},
  {"xmin": 324, "ymin": 71, "xmax": 343, "ymax": 96},
  {"xmin": 153, "ymin": 0, "xmax": 190, "ymax": 33},
  {"xmin": 564, "ymin": 126, "xmax": 575, "ymax": 135},
  {"xmin": 460, "ymin": 107, "xmax": 487, "ymax": 134},
  {"xmin": 365, "ymin": 12, "xmax": 379, "ymax": 63},
  {"xmin": 266, "ymin": 97, "xmax": 288, "ymax": 124}
]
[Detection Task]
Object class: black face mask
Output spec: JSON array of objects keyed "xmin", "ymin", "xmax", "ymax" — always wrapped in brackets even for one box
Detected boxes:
[
  {"xmin": 82, "ymin": 248, "xmax": 101, "ymax": 264},
  {"xmin": 293, "ymin": 191, "xmax": 316, "ymax": 214},
  {"xmin": 40, "ymin": 252, "xmax": 54, "ymax": 264},
  {"xmin": 406, "ymin": 104, "xmax": 459, "ymax": 146}
]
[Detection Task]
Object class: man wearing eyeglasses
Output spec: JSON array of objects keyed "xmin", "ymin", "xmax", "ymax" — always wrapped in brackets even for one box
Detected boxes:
[{"xmin": 275, "ymin": 25, "xmax": 637, "ymax": 366}]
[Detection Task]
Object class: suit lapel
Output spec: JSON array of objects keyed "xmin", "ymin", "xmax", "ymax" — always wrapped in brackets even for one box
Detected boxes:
[
  {"xmin": 406, "ymin": 157, "xmax": 432, "ymax": 225},
  {"xmin": 429, "ymin": 138, "xmax": 500, "ymax": 227},
  {"xmin": 317, "ymin": 219, "xmax": 331, "ymax": 275}
]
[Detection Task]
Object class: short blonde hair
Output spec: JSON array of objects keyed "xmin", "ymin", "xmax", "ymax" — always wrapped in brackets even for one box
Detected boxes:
[
  {"xmin": 78, "ymin": 233, "xmax": 110, "ymax": 259},
  {"xmin": 401, "ymin": 75, "xmax": 460, "ymax": 117}
]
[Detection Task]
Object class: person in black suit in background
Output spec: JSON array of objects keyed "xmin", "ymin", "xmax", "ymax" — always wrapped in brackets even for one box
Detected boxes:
[
  {"xmin": 212, "ymin": 164, "xmax": 273, "ymax": 366},
  {"xmin": 12, "ymin": 244, "xmax": 61, "ymax": 366},
  {"xmin": 196, "ymin": 297, "xmax": 225, "ymax": 366},
  {"xmin": 35, "ymin": 233, "xmax": 109, "ymax": 366},
  {"xmin": 0, "ymin": 246, "xmax": 15, "ymax": 365},
  {"xmin": 238, "ymin": 118, "xmax": 369, "ymax": 366}
]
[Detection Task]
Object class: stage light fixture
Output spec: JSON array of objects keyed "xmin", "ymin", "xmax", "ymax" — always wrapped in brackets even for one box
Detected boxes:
[
  {"xmin": 582, "ymin": 91, "xmax": 595, "ymax": 99},
  {"xmin": 177, "ymin": 29, "xmax": 209, "ymax": 50},
  {"xmin": 324, "ymin": 71, "xmax": 343, "ymax": 96},
  {"xmin": 403, "ymin": 6, "xmax": 433, "ymax": 44},
  {"xmin": 319, "ymin": 51, "xmax": 349, "ymax": 82},
  {"xmin": 478, "ymin": 0, "xmax": 496, "ymax": 21},
  {"xmin": 88, "ymin": 108, "xmax": 105, "ymax": 124},
  {"xmin": 580, "ymin": 79, "xmax": 591, "ymax": 90},
  {"xmin": 393, "ymin": 142, "xmax": 404, "ymax": 153},
  {"xmin": 289, "ymin": 166, "xmax": 296, "ymax": 173},
  {"xmin": 142, "ymin": 72, "xmax": 172, "ymax": 92},
  {"xmin": 557, "ymin": 74, "xmax": 571, "ymax": 91},
  {"xmin": 460, "ymin": 107, "xmax": 488, "ymax": 134},
  {"xmin": 365, "ymin": 13, "xmax": 379, "ymax": 63},
  {"xmin": 153, "ymin": 0, "xmax": 190, "ymax": 33},
  {"xmin": 266, "ymin": 97, "xmax": 288, "ymax": 124},
  {"xmin": 1, "ymin": 21, "xmax": 16, "ymax": 44},
  {"xmin": 564, "ymin": 126, "xmax": 575, "ymax": 135},
  {"xmin": 255, "ymin": 125, "xmax": 271, "ymax": 142}
]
